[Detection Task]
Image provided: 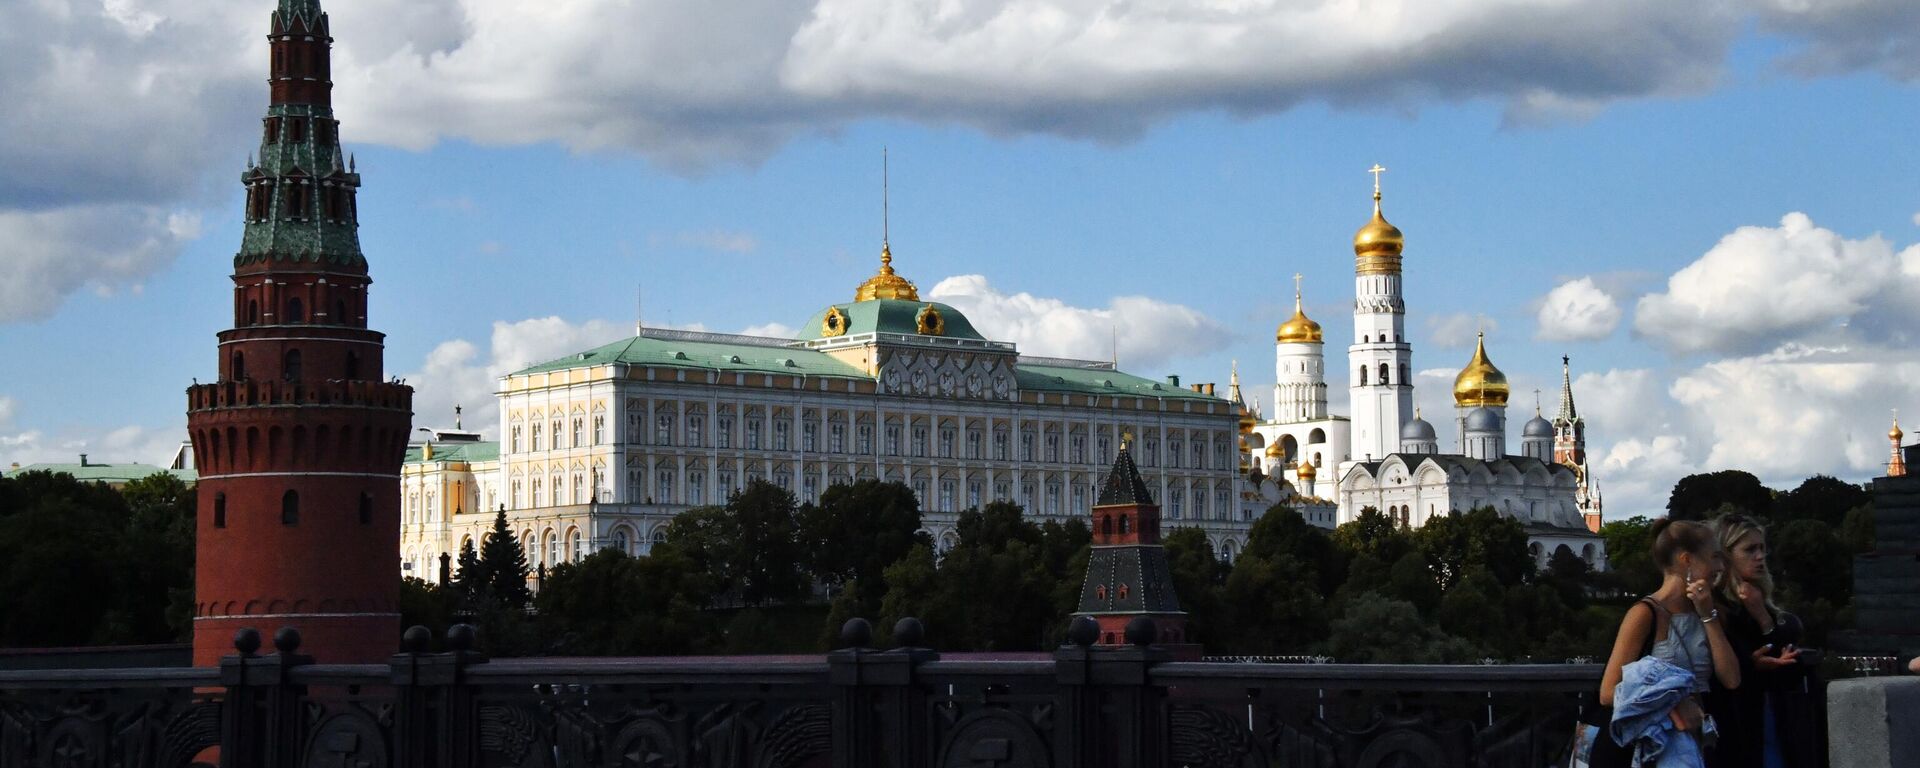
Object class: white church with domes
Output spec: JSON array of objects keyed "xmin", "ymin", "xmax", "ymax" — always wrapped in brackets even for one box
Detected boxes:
[{"xmin": 1238, "ymin": 169, "xmax": 1606, "ymax": 571}]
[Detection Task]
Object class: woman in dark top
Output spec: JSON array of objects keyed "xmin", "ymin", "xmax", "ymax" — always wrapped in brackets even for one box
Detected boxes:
[{"xmin": 1707, "ymin": 513, "xmax": 1819, "ymax": 768}]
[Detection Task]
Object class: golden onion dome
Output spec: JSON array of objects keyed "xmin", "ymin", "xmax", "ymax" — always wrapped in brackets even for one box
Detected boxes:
[
  {"xmin": 1276, "ymin": 291, "xmax": 1324, "ymax": 344},
  {"xmin": 1893, "ymin": 417, "xmax": 1905, "ymax": 442},
  {"xmin": 1354, "ymin": 169, "xmax": 1404, "ymax": 275},
  {"xmin": 854, "ymin": 244, "xmax": 920, "ymax": 302},
  {"xmin": 1296, "ymin": 460, "xmax": 1317, "ymax": 480},
  {"xmin": 1453, "ymin": 333, "xmax": 1510, "ymax": 408},
  {"xmin": 1264, "ymin": 442, "xmax": 1285, "ymax": 459}
]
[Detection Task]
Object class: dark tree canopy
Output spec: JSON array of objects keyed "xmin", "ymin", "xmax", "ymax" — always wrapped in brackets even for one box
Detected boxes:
[
  {"xmin": 1414, "ymin": 506, "xmax": 1531, "ymax": 590},
  {"xmin": 476, "ymin": 506, "xmax": 533, "ymax": 608},
  {"xmin": 1666, "ymin": 470, "xmax": 1772, "ymax": 521},
  {"xmin": 1772, "ymin": 475, "xmax": 1869, "ymax": 527},
  {"xmin": 798, "ymin": 480, "xmax": 927, "ymax": 613}
]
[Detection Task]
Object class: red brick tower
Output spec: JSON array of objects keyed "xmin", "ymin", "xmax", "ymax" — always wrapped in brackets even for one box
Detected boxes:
[
  {"xmin": 1074, "ymin": 442, "xmax": 1196, "ymax": 657},
  {"xmin": 186, "ymin": 0, "xmax": 412, "ymax": 666}
]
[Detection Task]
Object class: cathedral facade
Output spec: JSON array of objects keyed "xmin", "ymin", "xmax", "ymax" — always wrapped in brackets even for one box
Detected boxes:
[{"xmin": 1242, "ymin": 172, "xmax": 1605, "ymax": 567}]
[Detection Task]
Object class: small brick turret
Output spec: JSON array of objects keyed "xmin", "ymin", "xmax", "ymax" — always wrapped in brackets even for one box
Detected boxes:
[
  {"xmin": 187, "ymin": 0, "xmax": 411, "ymax": 666},
  {"xmin": 1073, "ymin": 443, "xmax": 1197, "ymax": 657}
]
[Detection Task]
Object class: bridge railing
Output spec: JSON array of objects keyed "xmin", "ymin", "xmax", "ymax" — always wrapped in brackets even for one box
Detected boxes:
[{"xmin": 0, "ymin": 618, "xmax": 1829, "ymax": 768}]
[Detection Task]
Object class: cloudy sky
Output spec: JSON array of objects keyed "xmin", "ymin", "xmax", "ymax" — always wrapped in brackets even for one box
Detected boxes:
[{"xmin": 3, "ymin": 0, "xmax": 1918, "ymax": 518}]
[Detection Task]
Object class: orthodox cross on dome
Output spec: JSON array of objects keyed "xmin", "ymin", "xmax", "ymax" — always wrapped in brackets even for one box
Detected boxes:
[
  {"xmin": 882, "ymin": 147, "xmax": 890, "ymax": 251},
  {"xmin": 1368, "ymin": 164, "xmax": 1386, "ymax": 201},
  {"xmin": 1293, "ymin": 272, "xmax": 1303, "ymax": 301}
]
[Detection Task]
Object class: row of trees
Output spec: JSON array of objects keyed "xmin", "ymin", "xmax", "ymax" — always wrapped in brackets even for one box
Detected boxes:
[
  {"xmin": 0, "ymin": 472, "xmax": 196, "ymax": 647},
  {"xmin": 0, "ymin": 466, "xmax": 1877, "ymax": 660}
]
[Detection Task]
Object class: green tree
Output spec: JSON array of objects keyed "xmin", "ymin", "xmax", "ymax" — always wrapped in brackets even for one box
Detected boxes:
[
  {"xmin": 1770, "ymin": 518, "xmax": 1851, "ymax": 607},
  {"xmin": 1772, "ymin": 475, "xmax": 1870, "ymax": 527},
  {"xmin": 877, "ymin": 544, "xmax": 941, "ymax": 645},
  {"xmin": 1434, "ymin": 567, "xmax": 1507, "ymax": 653},
  {"xmin": 1841, "ymin": 504, "xmax": 1875, "ymax": 554},
  {"xmin": 1333, "ymin": 507, "xmax": 1410, "ymax": 564},
  {"xmin": 1163, "ymin": 527, "xmax": 1227, "ymax": 644},
  {"xmin": 452, "ymin": 537, "xmax": 481, "ymax": 595},
  {"xmin": 476, "ymin": 506, "xmax": 533, "ymax": 608},
  {"xmin": 1598, "ymin": 515, "xmax": 1659, "ymax": 595},
  {"xmin": 798, "ymin": 480, "xmax": 927, "ymax": 614},
  {"xmin": 1414, "ymin": 506, "xmax": 1532, "ymax": 589},
  {"xmin": 1321, "ymin": 592, "xmax": 1478, "ymax": 663},
  {"xmin": 1666, "ymin": 470, "xmax": 1772, "ymax": 521},
  {"xmin": 933, "ymin": 503, "xmax": 1061, "ymax": 650},
  {"xmin": 1387, "ymin": 551, "xmax": 1441, "ymax": 616},
  {"xmin": 116, "ymin": 473, "xmax": 197, "ymax": 641},
  {"xmin": 725, "ymin": 481, "xmax": 807, "ymax": 606},
  {"xmin": 1243, "ymin": 505, "xmax": 1345, "ymax": 595},
  {"xmin": 1222, "ymin": 551, "xmax": 1329, "ymax": 652},
  {"xmin": 0, "ymin": 472, "xmax": 127, "ymax": 645}
]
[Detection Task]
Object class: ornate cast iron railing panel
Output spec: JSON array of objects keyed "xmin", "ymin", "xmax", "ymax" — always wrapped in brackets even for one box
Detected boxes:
[
  {"xmin": 1152, "ymin": 663, "xmax": 1604, "ymax": 768},
  {"xmin": 0, "ymin": 667, "xmax": 223, "ymax": 768},
  {"xmin": 463, "ymin": 658, "xmax": 834, "ymax": 768}
]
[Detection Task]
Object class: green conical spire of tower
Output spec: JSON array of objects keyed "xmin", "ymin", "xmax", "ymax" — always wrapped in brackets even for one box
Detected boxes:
[{"xmin": 279, "ymin": 0, "xmax": 324, "ymax": 15}]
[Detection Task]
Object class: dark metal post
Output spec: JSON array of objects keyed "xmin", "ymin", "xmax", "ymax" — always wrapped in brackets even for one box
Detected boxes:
[
  {"xmin": 219, "ymin": 627, "xmax": 313, "ymax": 768},
  {"xmin": 1054, "ymin": 617, "xmax": 1168, "ymax": 768},
  {"xmin": 829, "ymin": 617, "xmax": 938, "ymax": 768},
  {"xmin": 389, "ymin": 624, "xmax": 487, "ymax": 768}
]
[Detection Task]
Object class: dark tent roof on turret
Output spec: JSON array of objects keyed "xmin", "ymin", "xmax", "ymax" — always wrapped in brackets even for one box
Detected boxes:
[{"xmin": 1096, "ymin": 447, "xmax": 1156, "ymax": 506}]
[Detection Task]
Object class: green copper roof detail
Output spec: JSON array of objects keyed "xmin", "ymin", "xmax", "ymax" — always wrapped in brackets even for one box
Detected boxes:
[
  {"xmin": 237, "ymin": 103, "xmax": 365, "ymax": 267},
  {"xmin": 1016, "ymin": 364, "xmax": 1222, "ymax": 401},
  {"xmin": 799, "ymin": 299, "xmax": 986, "ymax": 341},
  {"xmin": 5, "ymin": 463, "xmax": 197, "ymax": 485},
  {"xmin": 404, "ymin": 441, "xmax": 500, "ymax": 465},
  {"xmin": 514, "ymin": 335, "xmax": 869, "ymax": 379}
]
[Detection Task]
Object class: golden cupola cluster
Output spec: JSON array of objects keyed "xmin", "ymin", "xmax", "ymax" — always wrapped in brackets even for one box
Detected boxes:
[
  {"xmin": 854, "ymin": 244, "xmax": 920, "ymax": 302},
  {"xmin": 1453, "ymin": 332, "xmax": 1511, "ymax": 408},
  {"xmin": 1353, "ymin": 170, "xmax": 1404, "ymax": 276},
  {"xmin": 1276, "ymin": 289, "xmax": 1324, "ymax": 344}
]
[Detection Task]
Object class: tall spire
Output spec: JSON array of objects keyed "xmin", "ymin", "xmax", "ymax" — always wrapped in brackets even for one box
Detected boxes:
[
  {"xmin": 852, "ymin": 148, "xmax": 919, "ymax": 302},
  {"xmin": 1891, "ymin": 410, "xmax": 1908, "ymax": 477},
  {"xmin": 1556, "ymin": 355, "xmax": 1578, "ymax": 422}
]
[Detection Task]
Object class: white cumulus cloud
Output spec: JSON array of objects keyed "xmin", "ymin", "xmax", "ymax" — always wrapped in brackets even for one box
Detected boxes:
[
  {"xmin": 1426, "ymin": 312, "xmax": 1498, "ymax": 348},
  {"xmin": 1536, "ymin": 277, "xmax": 1622, "ymax": 341},
  {"xmin": 0, "ymin": 206, "xmax": 201, "ymax": 322},
  {"xmin": 1634, "ymin": 212, "xmax": 1920, "ymax": 354},
  {"xmin": 927, "ymin": 274, "xmax": 1229, "ymax": 372}
]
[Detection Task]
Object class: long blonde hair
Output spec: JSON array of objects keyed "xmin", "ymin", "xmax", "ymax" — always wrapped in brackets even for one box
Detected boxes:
[{"xmin": 1712, "ymin": 512, "xmax": 1778, "ymax": 617}]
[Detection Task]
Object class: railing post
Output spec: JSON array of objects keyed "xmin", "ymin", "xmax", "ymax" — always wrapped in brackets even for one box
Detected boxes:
[
  {"xmin": 1053, "ymin": 617, "xmax": 1169, "ymax": 768},
  {"xmin": 389, "ymin": 623, "xmax": 488, "ymax": 768},
  {"xmin": 829, "ymin": 617, "xmax": 938, "ymax": 768},
  {"xmin": 219, "ymin": 627, "xmax": 313, "ymax": 768}
]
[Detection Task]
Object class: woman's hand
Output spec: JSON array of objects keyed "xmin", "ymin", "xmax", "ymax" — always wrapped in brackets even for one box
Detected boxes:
[
  {"xmin": 1736, "ymin": 582, "xmax": 1775, "ymax": 632},
  {"xmin": 1752, "ymin": 644, "xmax": 1800, "ymax": 671},
  {"xmin": 1669, "ymin": 698, "xmax": 1705, "ymax": 732},
  {"xmin": 1686, "ymin": 572, "xmax": 1715, "ymax": 615}
]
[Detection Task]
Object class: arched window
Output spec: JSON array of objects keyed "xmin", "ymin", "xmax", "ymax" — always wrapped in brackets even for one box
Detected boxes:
[
  {"xmin": 247, "ymin": 300, "xmax": 260, "ymax": 325},
  {"xmin": 281, "ymin": 490, "xmax": 299, "ymax": 525},
  {"xmin": 1118, "ymin": 584, "xmax": 1129, "ymax": 600},
  {"xmin": 1095, "ymin": 585, "xmax": 1107, "ymax": 600},
  {"xmin": 1379, "ymin": 363, "xmax": 1391, "ymax": 385},
  {"xmin": 1119, "ymin": 515, "xmax": 1131, "ymax": 535},
  {"xmin": 345, "ymin": 351, "xmax": 360, "ymax": 380},
  {"xmin": 358, "ymin": 492, "xmax": 372, "ymax": 524},
  {"xmin": 283, "ymin": 349, "xmax": 302, "ymax": 381},
  {"xmin": 214, "ymin": 493, "xmax": 227, "ymax": 528},
  {"xmin": 231, "ymin": 351, "xmax": 246, "ymax": 380},
  {"xmin": 1358, "ymin": 366, "xmax": 1368, "ymax": 386},
  {"xmin": 334, "ymin": 299, "xmax": 346, "ymax": 326},
  {"xmin": 613, "ymin": 529, "xmax": 630, "ymax": 555},
  {"xmin": 1101, "ymin": 515, "xmax": 1113, "ymax": 536},
  {"xmin": 286, "ymin": 297, "xmax": 304, "ymax": 323}
]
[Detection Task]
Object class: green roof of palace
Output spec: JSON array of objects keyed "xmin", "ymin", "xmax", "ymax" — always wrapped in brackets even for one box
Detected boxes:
[
  {"xmin": 798, "ymin": 299, "xmax": 987, "ymax": 341},
  {"xmin": 514, "ymin": 335, "xmax": 870, "ymax": 379},
  {"xmin": 4, "ymin": 463, "xmax": 197, "ymax": 485},
  {"xmin": 1017, "ymin": 364, "xmax": 1219, "ymax": 400},
  {"xmin": 404, "ymin": 441, "xmax": 500, "ymax": 465},
  {"xmin": 515, "ymin": 332, "xmax": 1223, "ymax": 403}
]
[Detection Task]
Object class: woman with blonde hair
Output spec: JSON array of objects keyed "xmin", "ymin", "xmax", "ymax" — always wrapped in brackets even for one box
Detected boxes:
[{"xmin": 1706, "ymin": 512, "xmax": 1815, "ymax": 768}]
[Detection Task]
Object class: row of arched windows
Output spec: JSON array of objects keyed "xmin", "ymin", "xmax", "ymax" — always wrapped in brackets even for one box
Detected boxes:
[{"xmin": 1357, "ymin": 363, "xmax": 1412, "ymax": 387}]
